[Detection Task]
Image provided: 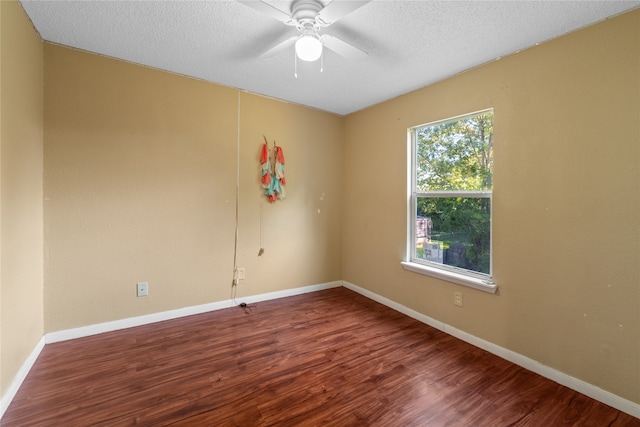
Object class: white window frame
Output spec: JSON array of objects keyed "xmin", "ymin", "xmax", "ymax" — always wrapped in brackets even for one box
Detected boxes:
[{"xmin": 402, "ymin": 110, "xmax": 497, "ymax": 294}]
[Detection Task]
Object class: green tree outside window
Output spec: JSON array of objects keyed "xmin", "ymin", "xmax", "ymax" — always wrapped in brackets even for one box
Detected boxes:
[{"xmin": 413, "ymin": 111, "xmax": 493, "ymax": 275}]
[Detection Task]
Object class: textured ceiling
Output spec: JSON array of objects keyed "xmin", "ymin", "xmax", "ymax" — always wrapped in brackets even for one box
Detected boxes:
[{"xmin": 20, "ymin": 0, "xmax": 640, "ymax": 115}]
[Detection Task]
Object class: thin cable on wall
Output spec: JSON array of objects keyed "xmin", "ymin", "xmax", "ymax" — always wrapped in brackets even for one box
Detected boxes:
[
  {"xmin": 258, "ymin": 197, "xmax": 264, "ymax": 256},
  {"xmin": 231, "ymin": 91, "xmax": 241, "ymax": 305}
]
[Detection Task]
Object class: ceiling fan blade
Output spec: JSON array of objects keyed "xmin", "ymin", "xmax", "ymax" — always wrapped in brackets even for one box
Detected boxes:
[
  {"xmin": 322, "ymin": 34, "xmax": 367, "ymax": 60},
  {"xmin": 317, "ymin": 0, "xmax": 372, "ymax": 25},
  {"xmin": 260, "ymin": 35, "xmax": 298, "ymax": 58},
  {"xmin": 237, "ymin": 1, "xmax": 294, "ymax": 24}
]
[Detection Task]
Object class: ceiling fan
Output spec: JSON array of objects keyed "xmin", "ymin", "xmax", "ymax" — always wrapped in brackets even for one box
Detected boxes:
[{"xmin": 238, "ymin": 0, "xmax": 371, "ymax": 63}]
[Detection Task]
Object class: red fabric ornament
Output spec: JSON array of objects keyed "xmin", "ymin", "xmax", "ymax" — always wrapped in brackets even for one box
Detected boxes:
[{"xmin": 275, "ymin": 146, "xmax": 285, "ymax": 165}]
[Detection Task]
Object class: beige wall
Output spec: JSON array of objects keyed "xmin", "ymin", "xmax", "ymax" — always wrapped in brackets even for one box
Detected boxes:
[
  {"xmin": 1, "ymin": 1, "xmax": 638, "ymax": 412},
  {"xmin": 343, "ymin": 10, "xmax": 640, "ymax": 404},
  {"xmin": 0, "ymin": 0, "xmax": 44, "ymax": 398},
  {"xmin": 43, "ymin": 44, "xmax": 343, "ymax": 332}
]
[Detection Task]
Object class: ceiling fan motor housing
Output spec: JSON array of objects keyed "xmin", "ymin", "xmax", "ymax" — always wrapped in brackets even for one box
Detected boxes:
[
  {"xmin": 291, "ymin": 0, "xmax": 326, "ymax": 29},
  {"xmin": 291, "ymin": 0, "xmax": 323, "ymax": 19},
  {"xmin": 291, "ymin": 0, "xmax": 324, "ymax": 63}
]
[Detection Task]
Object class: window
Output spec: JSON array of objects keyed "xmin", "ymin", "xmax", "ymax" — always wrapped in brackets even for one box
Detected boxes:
[{"xmin": 403, "ymin": 109, "xmax": 496, "ymax": 293}]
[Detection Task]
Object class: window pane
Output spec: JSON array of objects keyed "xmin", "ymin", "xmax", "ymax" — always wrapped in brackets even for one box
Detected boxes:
[
  {"xmin": 414, "ymin": 197, "xmax": 491, "ymax": 275},
  {"xmin": 416, "ymin": 113, "xmax": 493, "ymax": 192}
]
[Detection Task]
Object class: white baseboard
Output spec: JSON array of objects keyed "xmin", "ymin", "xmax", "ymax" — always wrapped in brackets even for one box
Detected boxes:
[
  {"xmin": 342, "ymin": 281, "xmax": 640, "ymax": 419},
  {"xmin": 0, "ymin": 336, "xmax": 45, "ymax": 419},
  {"xmin": 6, "ymin": 280, "xmax": 637, "ymax": 421},
  {"xmin": 1, "ymin": 281, "xmax": 342, "ymax": 421},
  {"xmin": 236, "ymin": 280, "xmax": 343, "ymax": 306},
  {"xmin": 45, "ymin": 280, "xmax": 343, "ymax": 344}
]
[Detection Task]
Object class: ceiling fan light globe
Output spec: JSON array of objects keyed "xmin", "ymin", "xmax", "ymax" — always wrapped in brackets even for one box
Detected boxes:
[{"xmin": 295, "ymin": 35, "xmax": 322, "ymax": 61}]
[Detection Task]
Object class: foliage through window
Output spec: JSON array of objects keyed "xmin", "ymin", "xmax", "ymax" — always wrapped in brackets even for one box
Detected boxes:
[{"xmin": 410, "ymin": 110, "xmax": 493, "ymax": 279}]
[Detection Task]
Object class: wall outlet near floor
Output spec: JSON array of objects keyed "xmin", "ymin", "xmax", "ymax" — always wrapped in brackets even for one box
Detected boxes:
[
  {"xmin": 454, "ymin": 291, "xmax": 463, "ymax": 307},
  {"xmin": 137, "ymin": 282, "xmax": 149, "ymax": 297}
]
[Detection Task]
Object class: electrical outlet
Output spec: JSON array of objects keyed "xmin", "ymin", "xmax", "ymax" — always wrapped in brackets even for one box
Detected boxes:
[
  {"xmin": 137, "ymin": 282, "xmax": 149, "ymax": 297},
  {"xmin": 454, "ymin": 291, "xmax": 463, "ymax": 307},
  {"xmin": 237, "ymin": 268, "xmax": 245, "ymax": 281}
]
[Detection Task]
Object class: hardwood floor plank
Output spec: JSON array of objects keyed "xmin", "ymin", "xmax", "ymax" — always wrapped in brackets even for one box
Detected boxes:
[{"xmin": 3, "ymin": 287, "xmax": 638, "ymax": 426}]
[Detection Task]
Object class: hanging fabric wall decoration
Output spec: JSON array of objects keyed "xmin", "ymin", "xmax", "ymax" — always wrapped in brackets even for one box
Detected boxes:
[
  {"xmin": 273, "ymin": 144, "xmax": 286, "ymax": 200},
  {"xmin": 260, "ymin": 136, "xmax": 286, "ymax": 203},
  {"xmin": 260, "ymin": 137, "xmax": 273, "ymax": 200}
]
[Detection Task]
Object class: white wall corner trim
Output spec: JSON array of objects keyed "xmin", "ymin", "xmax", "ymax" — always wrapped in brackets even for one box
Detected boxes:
[
  {"xmin": 0, "ymin": 336, "xmax": 45, "ymax": 419},
  {"xmin": 341, "ymin": 281, "xmax": 640, "ymax": 419}
]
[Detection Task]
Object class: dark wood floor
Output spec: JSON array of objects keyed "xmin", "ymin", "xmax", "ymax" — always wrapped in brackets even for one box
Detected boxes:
[{"xmin": 4, "ymin": 287, "xmax": 639, "ymax": 426}]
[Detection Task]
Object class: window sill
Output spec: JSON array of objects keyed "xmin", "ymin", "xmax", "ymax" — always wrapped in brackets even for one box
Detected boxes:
[{"xmin": 401, "ymin": 261, "xmax": 498, "ymax": 294}]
